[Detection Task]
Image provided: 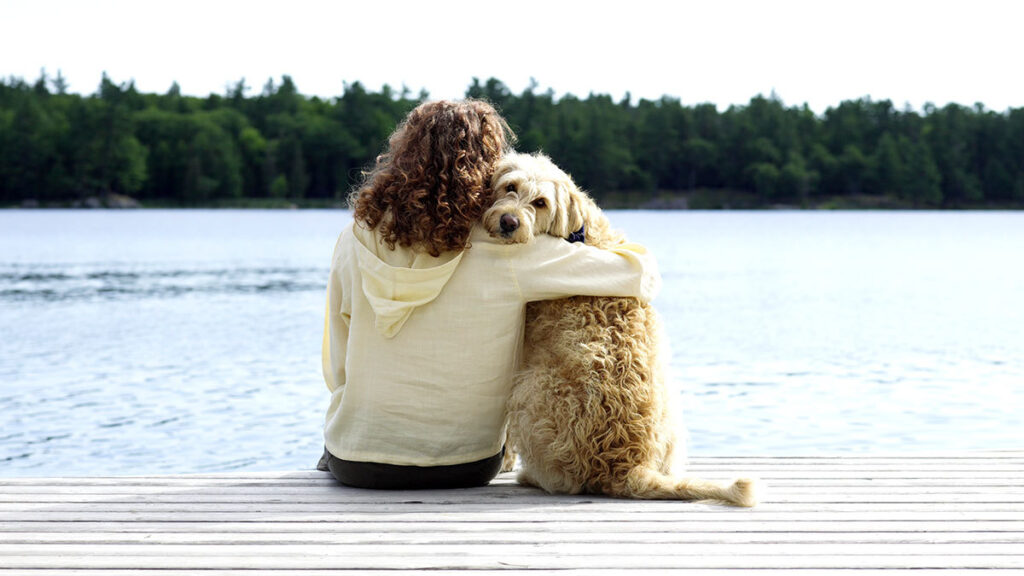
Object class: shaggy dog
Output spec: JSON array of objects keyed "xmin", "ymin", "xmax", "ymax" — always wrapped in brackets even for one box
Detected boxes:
[{"xmin": 484, "ymin": 152, "xmax": 758, "ymax": 506}]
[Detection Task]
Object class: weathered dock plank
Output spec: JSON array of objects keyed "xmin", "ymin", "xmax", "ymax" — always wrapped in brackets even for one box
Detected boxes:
[{"xmin": 1, "ymin": 453, "xmax": 1021, "ymax": 573}]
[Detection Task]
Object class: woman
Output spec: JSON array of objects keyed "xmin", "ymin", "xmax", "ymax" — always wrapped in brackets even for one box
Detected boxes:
[{"xmin": 320, "ymin": 99, "xmax": 660, "ymax": 489}]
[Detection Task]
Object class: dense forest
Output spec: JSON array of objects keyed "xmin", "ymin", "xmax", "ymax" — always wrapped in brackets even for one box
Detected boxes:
[{"xmin": 2, "ymin": 72, "xmax": 1023, "ymax": 209}]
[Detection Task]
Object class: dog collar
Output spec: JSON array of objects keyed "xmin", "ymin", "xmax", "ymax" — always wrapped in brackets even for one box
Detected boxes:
[{"xmin": 567, "ymin": 226, "xmax": 585, "ymax": 244}]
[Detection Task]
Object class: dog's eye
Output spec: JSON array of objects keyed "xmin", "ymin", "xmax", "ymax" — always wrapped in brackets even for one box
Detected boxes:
[
  {"xmin": 506, "ymin": 184, "xmax": 516, "ymax": 193},
  {"xmin": 531, "ymin": 198, "xmax": 547, "ymax": 209}
]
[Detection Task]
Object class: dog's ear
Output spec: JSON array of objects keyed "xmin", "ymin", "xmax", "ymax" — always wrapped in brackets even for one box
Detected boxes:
[{"xmin": 552, "ymin": 178, "xmax": 588, "ymax": 239}]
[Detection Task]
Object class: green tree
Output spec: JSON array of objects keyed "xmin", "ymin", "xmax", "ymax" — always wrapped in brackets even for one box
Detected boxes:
[
  {"xmin": 779, "ymin": 153, "xmax": 818, "ymax": 204},
  {"xmin": 809, "ymin": 144, "xmax": 839, "ymax": 198},
  {"xmin": 74, "ymin": 74, "xmax": 149, "ymax": 198},
  {"xmin": 748, "ymin": 162, "xmax": 780, "ymax": 202},
  {"xmin": 466, "ymin": 77, "xmax": 512, "ymax": 112},
  {"xmin": 925, "ymin": 104, "xmax": 982, "ymax": 206},
  {"xmin": 269, "ymin": 174, "xmax": 289, "ymax": 198},
  {"xmin": 681, "ymin": 137, "xmax": 716, "ymax": 190},
  {"xmin": 900, "ymin": 136, "xmax": 943, "ymax": 207},
  {"xmin": 0, "ymin": 96, "xmax": 70, "ymax": 202},
  {"xmin": 872, "ymin": 133, "xmax": 904, "ymax": 197},
  {"xmin": 50, "ymin": 69, "xmax": 69, "ymax": 95},
  {"xmin": 838, "ymin": 144, "xmax": 870, "ymax": 195}
]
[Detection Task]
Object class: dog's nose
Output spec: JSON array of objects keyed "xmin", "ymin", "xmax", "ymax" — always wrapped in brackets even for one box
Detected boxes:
[{"xmin": 499, "ymin": 213, "xmax": 519, "ymax": 233}]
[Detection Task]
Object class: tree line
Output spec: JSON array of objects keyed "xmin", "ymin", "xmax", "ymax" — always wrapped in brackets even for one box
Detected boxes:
[{"xmin": 2, "ymin": 72, "xmax": 1023, "ymax": 208}]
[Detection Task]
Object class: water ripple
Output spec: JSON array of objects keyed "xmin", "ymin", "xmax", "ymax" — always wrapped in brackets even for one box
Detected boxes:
[{"xmin": 0, "ymin": 265, "xmax": 328, "ymax": 302}]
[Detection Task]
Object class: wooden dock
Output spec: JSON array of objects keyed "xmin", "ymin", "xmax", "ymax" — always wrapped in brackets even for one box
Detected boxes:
[{"xmin": 1, "ymin": 453, "xmax": 1022, "ymax": 573}]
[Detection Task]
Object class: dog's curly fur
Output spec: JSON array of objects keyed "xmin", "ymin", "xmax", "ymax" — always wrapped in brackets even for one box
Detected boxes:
[{"xmin": 484, "ymin": 152, "xmax": 758, "ymax": 506}]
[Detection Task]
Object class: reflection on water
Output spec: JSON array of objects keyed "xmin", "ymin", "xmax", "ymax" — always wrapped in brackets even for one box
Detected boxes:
[{"xmin": 1, "ymin": 209, "xmax": 1023, "ymax": 476}]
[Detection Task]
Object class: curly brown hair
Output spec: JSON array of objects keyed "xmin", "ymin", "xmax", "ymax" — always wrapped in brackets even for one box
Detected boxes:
[{"xmin": 350, "ymin": 99, "xmax": 514, "ymax": 257}]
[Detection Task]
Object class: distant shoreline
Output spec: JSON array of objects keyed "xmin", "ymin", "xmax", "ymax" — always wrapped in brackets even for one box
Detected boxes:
[{"xmin": 4, "ymin": 76, "xmax": 1023, "ymax": 211}]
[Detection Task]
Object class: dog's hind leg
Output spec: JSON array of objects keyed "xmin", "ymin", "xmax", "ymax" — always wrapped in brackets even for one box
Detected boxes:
[{"xmin": 622, "ymin": 467, "xmax": 759, "ymax": 507}]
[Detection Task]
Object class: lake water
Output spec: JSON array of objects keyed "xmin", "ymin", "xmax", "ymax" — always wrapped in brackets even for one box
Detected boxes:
[{"xmin": 1, "ymin": 210, "xmax": 1022, "ymax": 476}]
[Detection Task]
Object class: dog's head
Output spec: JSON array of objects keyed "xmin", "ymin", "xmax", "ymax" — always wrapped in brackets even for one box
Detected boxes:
[{"xmin": 482, "ymin": 152, "xmax": 589, "ymax": 245}]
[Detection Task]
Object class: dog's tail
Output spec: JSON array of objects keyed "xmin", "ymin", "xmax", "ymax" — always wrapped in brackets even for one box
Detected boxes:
[{"xmin": 623, "ymin": 467, "xmax": 759, "ymax": 507}]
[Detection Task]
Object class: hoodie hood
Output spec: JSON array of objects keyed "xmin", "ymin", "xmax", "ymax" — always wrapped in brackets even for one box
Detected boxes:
[{"xmin": 351, "ymin": 225, "xmax": 463, "ymax": 338}]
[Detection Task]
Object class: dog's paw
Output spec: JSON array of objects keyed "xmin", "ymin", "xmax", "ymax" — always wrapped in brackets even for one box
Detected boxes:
[{"xmin": 500, "ymin": 449, "xmax": 518, "ymax": 473}]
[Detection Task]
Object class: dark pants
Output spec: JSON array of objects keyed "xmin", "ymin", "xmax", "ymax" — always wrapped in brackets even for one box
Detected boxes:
[{"xmin": 317, "ymin": 447, "xmax": 503, "ymax": 490}]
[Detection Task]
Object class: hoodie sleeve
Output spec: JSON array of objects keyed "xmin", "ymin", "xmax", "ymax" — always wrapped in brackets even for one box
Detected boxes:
[
  {"xmin": 511, "ymin": 235, "xmax": 662, "ymax": 303},
  {"xmin": 322, "ymin": 236, "xmax": 351, "ymax": 394}
]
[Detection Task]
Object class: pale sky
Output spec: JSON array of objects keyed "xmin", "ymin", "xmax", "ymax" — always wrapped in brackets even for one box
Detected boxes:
[{"xmin": 3, "ymin": 0, "xmax": 1023, "ymax": 113}]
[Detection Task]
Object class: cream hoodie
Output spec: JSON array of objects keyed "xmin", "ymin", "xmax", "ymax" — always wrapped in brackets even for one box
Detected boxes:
[{"xmin": 322, "ymin": 222, "xmax": 661, "ymax": 466}]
